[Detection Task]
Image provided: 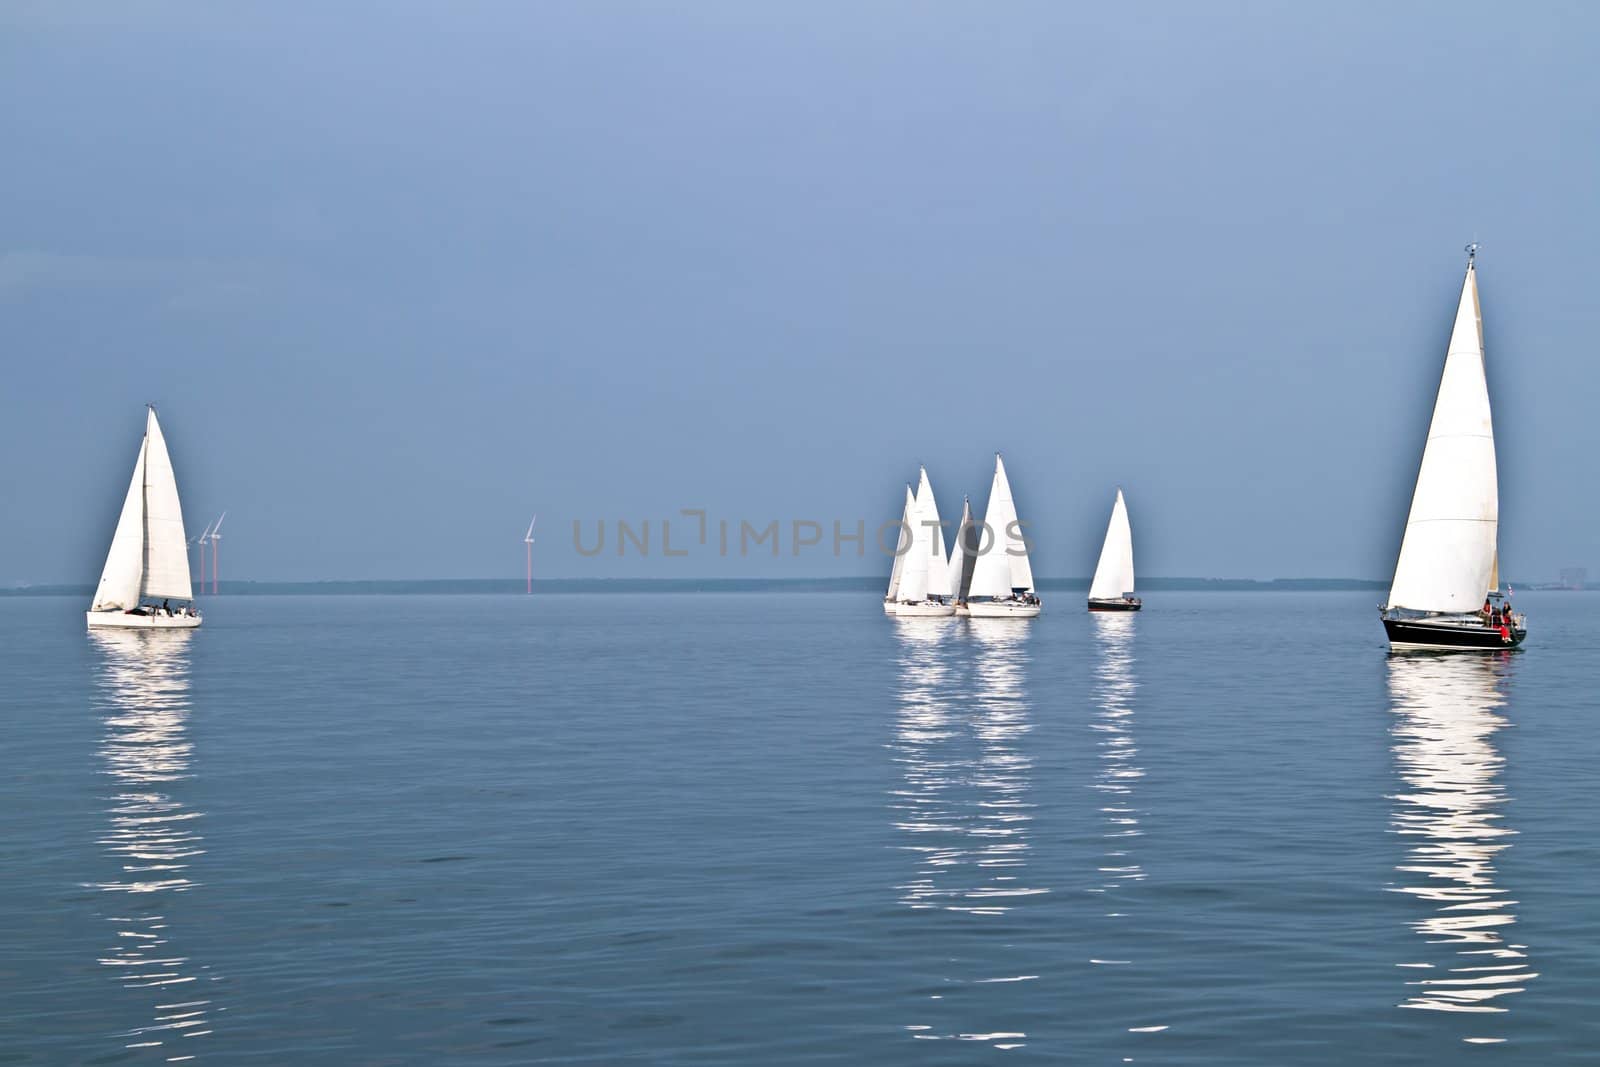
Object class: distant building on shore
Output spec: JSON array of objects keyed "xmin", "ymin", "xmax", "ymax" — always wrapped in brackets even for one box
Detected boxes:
[{"xmin": 1559, "ymin": 567, "xmax": 1588, "ymax": 590}]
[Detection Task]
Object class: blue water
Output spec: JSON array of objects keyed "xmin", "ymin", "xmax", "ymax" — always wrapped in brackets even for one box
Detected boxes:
[{"xmin": 3, "ymin": 591, "xmax": 1597, "ymax": 1063}]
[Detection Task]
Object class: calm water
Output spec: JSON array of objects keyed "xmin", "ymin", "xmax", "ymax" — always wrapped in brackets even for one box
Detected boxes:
[{"xmin": 4, "ymin": 591, "xmax": 1598, "ymax": 1064}]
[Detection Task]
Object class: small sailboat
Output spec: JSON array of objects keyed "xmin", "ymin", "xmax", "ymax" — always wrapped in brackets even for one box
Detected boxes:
[
  {"xmin": 86, "ymin": 407, "xmax": 202, "ymax": 630},
  {"xmin": 963, "ymin": 454, "xmax": 1041, "ymax": 618},
  {"xmin": 1381, "ymin": 246, "xmax": 1524, "ymax": 650},
  {"xmin": 891, "ymin": 467, "xmax": 957, "ymax": 618},
  {"xmin": 1087, "ymin": 488, "xmax": 1141, "ymax": 612}
]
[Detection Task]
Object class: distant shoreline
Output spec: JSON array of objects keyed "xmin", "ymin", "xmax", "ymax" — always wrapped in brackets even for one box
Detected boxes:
[{"xmin": 0, "ymin": 576, "xmax": 1471, "ymax": 597}]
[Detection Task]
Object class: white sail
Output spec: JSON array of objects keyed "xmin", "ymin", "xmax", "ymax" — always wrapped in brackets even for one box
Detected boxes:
[
  {"xmin": 885, "ymin": 485, "xmax": 914, "ymax": 601},
  {"xmin": 916, "ymin": 467, "xmax": 951, "ymax": 599},
  {"xmin": 140, "ymin": 409, "xmax": 194, "ymax": 601},
  {"xmin": 1088, "ymin": 489, "xmax": 1136, "ymax": 600},
  {"xmin": 968, "ymin": 454, "xmax": 1033, "ymax": 598},
  {"xmin": 898, "ymin": 487, "xmax": 932, "ymax": 604},
  {"xmin": 91, "ymin": 440, "xmax": 148, "ymax": 612},
  {"xmin": 999, "ymin": 456, "xmax": 1034, "ymax": 592},
  {"xmin": 950, "ymin": 498, "xmax": 974, "ymax": 601},
  {"xmin": 1387, "ymin": 262, "xmax": 1498, "ymax": 614}
]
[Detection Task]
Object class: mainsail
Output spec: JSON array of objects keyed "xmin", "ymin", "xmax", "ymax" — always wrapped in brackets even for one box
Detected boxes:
[
  {"xmin": 1088, "ymin": 489, "xmax": 1135, "ymax": 601},
  {"xmin": 91, "ymin": 408, "xmax": 194, "ymax": 611},
  {"xmin": 916, "ymin": 467, "xmax": 951, "ymax": 599},
  {"xmin": 1387, "ymin": 260, "xmax": 1498, "ymax": 614}
]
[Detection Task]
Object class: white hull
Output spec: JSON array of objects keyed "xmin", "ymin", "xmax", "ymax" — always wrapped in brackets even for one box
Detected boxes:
[
  {"xmin": 964, "ymin": 600, "xmax": 1041, "ymax": 619},
  {"xmin": 883, "ymin": 599, "xmax": 899, "ymax": 616},
  {"xmin": 954, "ymin": 603, "xmax": 970, "ymax": 617},
  {"xmin": 892, "ymin": 601, "xmax": 957, "ymax": 617},
  {"xmin": 86, "ymin": 611, "xmax": 202, "ymax": 630}
]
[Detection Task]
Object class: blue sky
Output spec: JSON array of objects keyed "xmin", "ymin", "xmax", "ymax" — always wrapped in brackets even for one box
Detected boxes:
[{"xmin": 4, "ymin": 2, "xmax": 1598, "ymax": 582}]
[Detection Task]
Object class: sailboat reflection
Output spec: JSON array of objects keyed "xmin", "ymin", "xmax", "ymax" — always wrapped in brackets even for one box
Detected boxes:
[
  {"xmin": 89, "ymin": 630, "xmax": 219, "ymax": 1058},
  {"xmin": 1386, "ymin": 652, "xmax": 1534, "ymax": 1031},
  {"xmin": 891, "ymin": 619, "xmax": 1040, "ymax": 915},
  {"xmin": 1090, "ymin": 614, "xmax": 1143, "ymax": 900},
  {"xmin": 889, "ymin": 618, "xmax": 1040, "ymax": 1051}
]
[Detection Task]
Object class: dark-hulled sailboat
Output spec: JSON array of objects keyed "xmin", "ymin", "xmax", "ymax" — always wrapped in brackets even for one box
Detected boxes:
[
  {"xmin": 1380, "ymin": 246, "xmax": 1525, "ymax": 650},
  {"xmin": 1087, "ymin": 488, "xmax": 1141, "ymax": 612}
]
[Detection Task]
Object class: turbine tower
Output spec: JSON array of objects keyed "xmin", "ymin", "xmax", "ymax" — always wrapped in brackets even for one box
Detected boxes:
[
  {"xmin": 524, "ymin": 515, "xmax": 537, "ymax": 595},
  {"xmin": 190, "ymin": 520, "xmax": 214, "ymax": 589},
  {"xmin": 209, "ymin": 511, "xmax": 226, "ymax": 595}
]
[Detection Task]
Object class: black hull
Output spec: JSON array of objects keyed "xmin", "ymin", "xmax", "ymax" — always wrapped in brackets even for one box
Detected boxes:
[
  {"xmin": 1383, "ymin": 617, "xmax": 1525, "ymax": 650},
  {"xmin": 1088, "ymin": 598, "xmax": 1142, "ymax": 612}
]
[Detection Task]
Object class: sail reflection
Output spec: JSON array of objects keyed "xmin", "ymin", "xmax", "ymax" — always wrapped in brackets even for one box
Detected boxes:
[
  {"xmin": 1090, "ymin": 614, "xmax": 1143, "ymax": 900},
  {"xmin": 891, "ymin": 620, "xmax": 1041, "ymax": 916},
  {"xmin": 89, "ymin": 630, "xmax": 219, "ymax": 1058},
  {"xmin": 1386, "ymin": 652, "xmax": 1534, "ymax": 1029},
  {"xmin": 889, "ymin": 618, "xmax": 1040, "ymax": 1051}
]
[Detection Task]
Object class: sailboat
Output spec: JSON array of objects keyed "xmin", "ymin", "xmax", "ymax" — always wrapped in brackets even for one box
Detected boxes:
[
  {"xmin": 1381, "ymin": 246, "xmax": 1524, "ymax": 650},
  {"xmin": 890, "ymin": 467, "xmax": 957, "ymax": 618},
  {"xmin": 86, "ymin": 406, "xmax": 202, "ymax": 630},
  {"xmin": 1087, "ymin": 488, "xmax": 1141, "ymax": 612},
  {"xmin": 963, "ymin": 454, "xmax": 1041, "ymax": 618}
]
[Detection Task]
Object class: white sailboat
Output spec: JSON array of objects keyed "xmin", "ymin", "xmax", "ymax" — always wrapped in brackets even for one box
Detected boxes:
[
  {"xmin": 1380, "ymin": 246, "xmax": 1523, "ymax": 650},
  {"xmin": 963, "ymin": 454, "xmax": 1041, "ymax": 618},
  {"xmin": 1087, "ymin": 488, "xmax": 1141, "ymax": 612},
  {"xmin": 892, "ymin": 467, "xmax": 957, "ymax": 618},
  {"xmin": 87, "ymin": 407, "xmax": 202, "ymax": 630}
]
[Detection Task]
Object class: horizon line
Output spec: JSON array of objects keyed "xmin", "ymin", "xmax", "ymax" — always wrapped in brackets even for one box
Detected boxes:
[{"xmin": 5, "ymin": 575, "xmax": 1548, "ymax": 597}]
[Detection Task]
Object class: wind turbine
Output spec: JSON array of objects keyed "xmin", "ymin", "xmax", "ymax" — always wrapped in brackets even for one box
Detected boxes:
[
  {"xmin": 190, "ymin": 519, "xmax": 214, "ymax": 589},
  {"xmin": 523, "ymin": 515, "xmax": 537, "ymax": 594},
  {"xmin": 209, "ymin": 512, "xmax": 226, "ymax": 595}
]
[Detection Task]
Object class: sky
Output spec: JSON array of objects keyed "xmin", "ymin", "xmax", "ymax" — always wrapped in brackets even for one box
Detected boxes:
[{"xmin": 4, "ymin": 1, "xmax": 1599, "ymax": 584}]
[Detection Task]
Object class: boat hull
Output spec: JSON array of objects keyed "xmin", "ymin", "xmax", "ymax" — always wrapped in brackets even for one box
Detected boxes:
[
  {"xmin": 965, "ymin": 600, "xmax": 1041, "ymax": 619},
  {"xmin": 1383, "ymin": 616, "xmax": 1523, "ymax": 651},
  {"xmin": 1088, "ymin": 597, "xmax": 1142, "ymax": 612},
  {"xmin": 892, "ymin": 601, "xmax": 957, "ymax": 618},
  {"xmin": 882, "ymin": 600, "xmax": 899, "ymax": 616},
  {"xmin": 86, "ymin": 611, "xmax": 202, "ymax": 630}
]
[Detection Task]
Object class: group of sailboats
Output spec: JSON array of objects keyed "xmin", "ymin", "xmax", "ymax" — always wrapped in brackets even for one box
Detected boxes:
[
  {"xmin": 885, "ymin": 455, "xmax": 1043, "ymax": 619},
  {"xmin": 885, "ymin": 459, "xmax": 1142, "ymax": 619},
  {"xmin": 880, "ymin": 248, "xmax": 1525, "ymax": 650},
  {"xmin": 84, "ymin": 249, "xmax": 1526, "ymax": 653}
]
